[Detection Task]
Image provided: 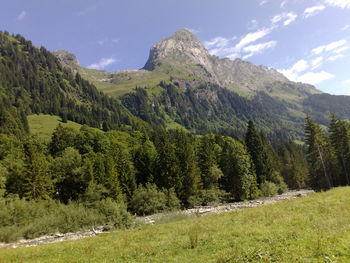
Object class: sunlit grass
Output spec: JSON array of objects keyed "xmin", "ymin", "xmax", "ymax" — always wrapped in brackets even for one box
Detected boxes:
[{"xmin": 1, "ymin": 187, "xmax": 350, "ymax": 262}]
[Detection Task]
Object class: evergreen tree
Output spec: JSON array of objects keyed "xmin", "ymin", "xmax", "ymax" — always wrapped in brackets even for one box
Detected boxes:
[
  {"xmin": 197, "ymin": 134, "xmax": 222, "ymax": 189},
  {"xmin": 22, "ymin": 137, "xmax": 52, "ymax": 199},
  {"xmin": 305, "ymin": 116, "xmax": 338, "ymax": 189},
  {"xmin": 154, "ymin": 131, "xmax": 181, "ymax": 192},
  {"xmin": 245, "ymin": 120, "xmax": 273, "ymax": 186},
  {"xmin": 329, "ymin": 114, "xmax": 350, "ymax": 186},
  {"xmin": 219, "ymin": 138, "xmax": 258, "ymax": 200},
  {"xmin": 172, "ymin": 129, "xmax": 201, "ymax": 205}
]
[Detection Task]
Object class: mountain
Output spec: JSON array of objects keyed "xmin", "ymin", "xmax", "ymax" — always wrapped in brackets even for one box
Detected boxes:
[
  {"xmin": 0, "ymin": 31, "xmax": 148, "ymax": 136},
  {"xmin": 51, "ymin": 29, "xmax": 350, "ymax": 138}
]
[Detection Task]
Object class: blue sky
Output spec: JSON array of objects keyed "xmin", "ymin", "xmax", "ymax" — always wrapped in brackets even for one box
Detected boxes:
[{"xmin": 1, "ymin": 0, "xmax": 350, "ymax": 94}]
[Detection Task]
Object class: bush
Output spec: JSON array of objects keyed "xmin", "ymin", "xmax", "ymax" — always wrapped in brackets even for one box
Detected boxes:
[
  {"xmin": 260, "ymin": 181, "xmax": 278, "ymax": 197},
  {"xmin": 129, "ymin": 184, "xmax": 181, "ymax": 216},
  {"xmin": 0, "ymin": 197, "xmax": 132, "ymax": 243},
  {"xmin": 188, "ymin": 188, "xmax": 227, "ymax": 207}
]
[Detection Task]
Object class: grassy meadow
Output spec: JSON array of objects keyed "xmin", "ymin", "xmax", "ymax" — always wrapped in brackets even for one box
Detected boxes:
[
  {"xmin": 1, "ymin": 187, "xmax": 350, "ymax": 262},
  {"xmin": 28, "ymin": 114, "xmax": 84, "ymax": 141}
]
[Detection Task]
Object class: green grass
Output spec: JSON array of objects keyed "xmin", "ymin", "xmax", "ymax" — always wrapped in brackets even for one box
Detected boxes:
[
  {"xmin": 1, "ymin": 187, "xmax": 350, "ymax": 262},
  {"xmin": 28, "ymin": 114, "xmax": 83, "ymax": 141}
]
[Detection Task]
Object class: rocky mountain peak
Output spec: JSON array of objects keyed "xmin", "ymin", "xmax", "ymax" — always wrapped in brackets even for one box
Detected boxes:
[
  {"xmin": 53, "ymin": 50, "xmax": 80, "ymax": 69},
  {"xmin": 143, "ymin": 29, "xmax": 214, "ymax": 74}
]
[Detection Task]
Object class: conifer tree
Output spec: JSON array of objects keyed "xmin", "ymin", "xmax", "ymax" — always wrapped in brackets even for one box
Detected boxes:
[
  {"xmin": 173, "ymin": 129, "xmax": 201, "ymax": 205},
  {"xmin": 329, "ymin": 114, "xmax": 350, "ymax": 185},
  {"xmin": 305, "ymin": 116, "xmax": 338, "ymax": 189},
  {"xmin": 245, "ymin": 120, "xmax": 273, "ymax": 186}
]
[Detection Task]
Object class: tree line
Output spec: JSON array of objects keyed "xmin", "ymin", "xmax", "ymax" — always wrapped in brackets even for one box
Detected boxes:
[{"xmin": 0, "ymin": 121, "xmax": 308, "ymax": 216}]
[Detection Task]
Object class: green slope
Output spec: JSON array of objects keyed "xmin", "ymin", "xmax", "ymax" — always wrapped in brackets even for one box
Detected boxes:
[
  {"xmin": 1, "ymin": 187, "xmax": 350, "ymax": 262},
  {"xmin": 28, "ymin": 114, "xmax": 83, "ymax": 141}
]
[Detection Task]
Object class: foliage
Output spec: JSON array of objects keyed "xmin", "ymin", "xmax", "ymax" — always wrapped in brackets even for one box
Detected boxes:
[
  {"xmin": 0, "ymin": 197, "xmax": 131, "ymax": 243},
  {"xmin": 129, "ymin": 183, "xmax": 180, "ymax": 216}
]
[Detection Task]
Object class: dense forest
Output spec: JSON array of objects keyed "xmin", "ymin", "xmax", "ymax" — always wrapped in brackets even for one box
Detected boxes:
[
  {"xmin": 0, "ymin": 31, "xmax": 349, "ymax": 243},
  {"xmin": 121, "ymin": 81, "xmax": 302, "ymax": 139}
]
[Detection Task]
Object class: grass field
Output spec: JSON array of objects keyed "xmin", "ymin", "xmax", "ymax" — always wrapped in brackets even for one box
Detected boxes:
[
  {"xmin": 28, "ymin": 114, "xmax": 82, "ymax": 141},
  {"xmin": 1, "ymin": 187, "xmax": 350, "ymax": 262}
]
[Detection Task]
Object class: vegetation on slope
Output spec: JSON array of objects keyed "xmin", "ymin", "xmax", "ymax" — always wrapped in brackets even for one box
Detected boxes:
[
  {"xmin": 1, "ymin": 187, "xmax": 350, "ymax": 262},
  {"xmin": 0, "ymin": 31, "xmax": 147, "ymax": 136}
]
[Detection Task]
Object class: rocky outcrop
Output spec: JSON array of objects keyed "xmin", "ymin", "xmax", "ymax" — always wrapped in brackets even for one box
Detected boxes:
[{"xmin": 53, "ymin": 50, "xmax": 80, "ymax": 70}]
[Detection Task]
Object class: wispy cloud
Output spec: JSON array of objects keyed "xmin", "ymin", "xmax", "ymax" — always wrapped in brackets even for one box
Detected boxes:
[
  {"xmin": 185, "ymin": 28, "xmax": 200, "ymax": 34},
  {"xmin": 280, "ymin": 1, "xmax": 288, "ymax": 8},
  {"xmin": 259, "ymin": 0, "xmax": 268, "ymax": 6},
  {"xmin": 242, "ymin": 41, "xmax": 277, "ymax": 59},
  {"xmin": 311, "ymin": 40, "xmax": 348, "ymax": 55},
  {"xmin": 17, "ymin": 10, "xmax": 26, "ymax": 21},
  {"xmin": 205, "ymin": 28, "xmax": 275, "ymax": 59},
  {"xmin": 342, "ymin": 24, "xmax": 350, "ymax": 30},
  {"xmin": 204, "ymin": 9, "xmax": 297, "ymax": 60},
  {"xmin": 279, "ymin": 59, "xmax": 335, "ymax": 85},
  {"xmin": 87, "ymin": 57, "xmax": 118, "ymax": 70},
  {"xmin": 97, "ymin": 38, "xmax": 120, "ymax": 46},
  {"xmin": 271, "ymin": 12, "xmax": 298, "ymax": 26},
  {"xmin": 235, "ymin": 28, "xmax": 272, "ymax": 50},
  {"xmin": 279, "ymin": 39, "xmax": 349, "ymax": 85},
  {"xmin": 248, "ymin": 19, "xmax": 259, "ymax": 30},
  {"xmin": 78, "ymin": 5, "xmax": 98, "ymax": 16},
  {"xmin": 324, "ymin": 0, "xmax": 350, "ymax": 8},
  {"xmin": 303, "ymin": 5, "xmax": 326, "ymax": 18}
]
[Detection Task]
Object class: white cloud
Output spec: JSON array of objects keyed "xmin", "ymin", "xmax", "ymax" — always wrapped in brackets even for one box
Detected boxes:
[
  {"xmin": 259, "ymin": 0, "xmax": 268, "ymax": 6},
  {"xmin": 185, "ymin": 28, "xmax": 200, "ymax": 34},
  {"xmin": 311, "ymin": 40, "xmax": 347, "ymax": 55},
  {"xmin": 328, "ymin": 54, "xmax": 345, "ymax": 61},
  {"xmin": 343, "ymin": 79, "xmax": 350, "ymax": 84},
  {"xmin": 17, "ymin": 10, "xmax": 26, "ymax": 21},
  {"xmin": 204, "ymin": 37, "xmax": 230, "ymax": 49},
  {"xmin": 235, "ymin": 28, "xmax": 272, "ymax": 50},
  {"xmin": 280, "ymin": 1, "xmax": 288, "ymax": 8},
  {"xmin": 303, "ymin": 5, "xmax": 326, "ymax": 18},
  {"xmin": 311, "ymin": 57, "xmax": 324, "ymax": 69},
  {"xmin": 291, "ymin": 59, "xmax": 309, "ymax": 73},
  {"xmin": 97, "ymin": 38, "xmax": 120, "ymax": 46},
  {"xmin": 324, "ymin": 0, "xmax": 350, "ymax": 8},
  {"xmin": 87, "ymin": 57, "xmax": 117, "ymax": 70},
  {"xmin": 342, "ymin": 24, "xmax": 350, "ymax": 30},
  {"xmin": 248, "ymin": 19, "xmax": 259, "ymax": 30},
  {"xmin": 297, "ymin": 71, "xmax": 335, "ymax": 85},
  {"xmin": 242, "ymin": 41, "xmax": 277, "ymax": 59},
  {"xmin": 271, "ymin": 12, "xmax": 298, "ymax": 26},
  {"xmin": 78, "ymin": 5, "xmax": 98, "ymax": 16},
  {"xmin": 278, "ymin": 59, "xmax": 335, "ymax": 85}
]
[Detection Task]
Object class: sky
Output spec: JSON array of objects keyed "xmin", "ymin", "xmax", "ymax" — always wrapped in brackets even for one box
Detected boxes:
[{"xmin": 1, "ymin": 0, "xmax": 350, "ymax": 95}]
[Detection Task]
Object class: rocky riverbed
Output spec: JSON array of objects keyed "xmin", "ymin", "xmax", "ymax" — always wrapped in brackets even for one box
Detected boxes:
[{"xmin": 0, "ymin": 189, "xmax": 314, "ymax": 249}]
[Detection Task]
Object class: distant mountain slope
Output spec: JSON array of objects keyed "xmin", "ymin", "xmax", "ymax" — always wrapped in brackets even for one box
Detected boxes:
[
  {"xmin": 51, "ymin": 29, "xmax": 350, "ymax": 138},
  {"xmin": 0, "ymin": 31, "xmax": 147, "ymax": 135}
]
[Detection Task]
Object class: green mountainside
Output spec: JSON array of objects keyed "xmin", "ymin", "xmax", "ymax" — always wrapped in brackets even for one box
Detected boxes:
[
  {"xmin": 53, "ymin": 29, "xmax": 350, "ymax": 139},
  {"xmin": 0, "ymin": 32, "xmax": 148, "ymax": 137}
]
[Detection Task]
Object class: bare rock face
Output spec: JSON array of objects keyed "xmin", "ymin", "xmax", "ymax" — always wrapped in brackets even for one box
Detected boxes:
[
  {"xmin": 142, "ymin": 29, "xmax": 318, "ymax": 95},
  {"xmin": 53, "ymin": 50, "xmax": 80, "ymax": 70},
  {"xmin": 143, "ymin": 29, "xmax": 216, "ymax": 78}
]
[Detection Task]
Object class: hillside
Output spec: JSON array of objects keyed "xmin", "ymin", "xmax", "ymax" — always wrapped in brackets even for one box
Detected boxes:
[
  {"xmin": 1, "ymin": 187, "xmax": 350, "ymax": 262},
  {"xmin": 0, "ymin": 31, "xmax": 147, "ymax": 136},
  {"xmin": 54, "ymin": 29, "xmax": 350, "ymax": 138}
]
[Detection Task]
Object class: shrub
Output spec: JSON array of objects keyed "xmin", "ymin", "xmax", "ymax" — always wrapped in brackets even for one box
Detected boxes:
[
  {"xmin": 130, "ymin": 184, "xmax": 167, "ymax": 216},
  {"xmin": 188, "ymin": 188, "xmax": 227, "ymax": 207},
  {"xmin": 0, "ymin": 197, "xmax": 132, "ymax": 243},
  {"xmin": 260, "ymin": 181, "xmax": 278, "ymax": 197},
  {"xmin": 130, "ymin": 184, "xmax": 181, "ymax": 216}
]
